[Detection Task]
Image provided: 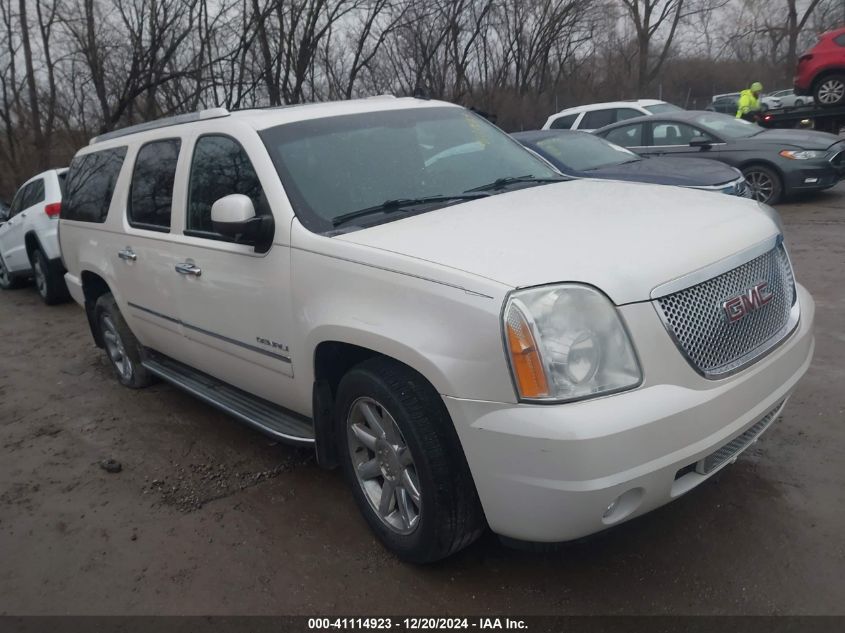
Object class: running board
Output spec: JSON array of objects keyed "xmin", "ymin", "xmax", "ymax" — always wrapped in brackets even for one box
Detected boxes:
[{"xmin": 142, "ymin": 351, "xmax": 314, "ymax": 445}]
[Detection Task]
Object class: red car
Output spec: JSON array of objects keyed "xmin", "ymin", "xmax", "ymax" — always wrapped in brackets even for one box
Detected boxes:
[{"xmin": 794, "ymin": 27, "xmax": 845, "ymax": 107}]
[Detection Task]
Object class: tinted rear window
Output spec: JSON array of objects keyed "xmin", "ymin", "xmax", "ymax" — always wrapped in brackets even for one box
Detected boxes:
[
  {"xmin": 128, "ymin": 139, "xmax": 181, "ymax": 231},
  {"xmin": 21, "ymin": 179, "xmax": 45, "ymax": 208},
  {"xmin": 62, "ymin": 147, "xmax": 128, "ymax": 223},
  {"xmin": 550, "ymin": 114, "xmax": 578, "ymax": 130},
  {"xmin": 581, "ymin": 109, "xmax": 618, "ymax": 129}
]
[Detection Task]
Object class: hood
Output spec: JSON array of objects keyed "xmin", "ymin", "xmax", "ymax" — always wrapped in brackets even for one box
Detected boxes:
[
  {"xmin": 751, "ymin": 128, "xmax": 842, "ymax": 150},
  {"xmin": 589, "ymin": 156, "xmax": 740, "ymax": 187},
  {"xmin": 337, "ymin": 179, "xmax": 780, "ymax": 305}
]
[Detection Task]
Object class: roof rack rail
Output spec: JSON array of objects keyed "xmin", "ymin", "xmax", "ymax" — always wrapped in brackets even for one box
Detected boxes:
[{"xmin": 89, "ymin": 108, "xmax": 231, "ymax": 145}]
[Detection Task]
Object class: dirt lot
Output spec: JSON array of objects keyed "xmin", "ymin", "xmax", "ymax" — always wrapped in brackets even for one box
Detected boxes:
[{"xmin": 1, "ymin": 184, "xmax": 844, "ymax": 616}]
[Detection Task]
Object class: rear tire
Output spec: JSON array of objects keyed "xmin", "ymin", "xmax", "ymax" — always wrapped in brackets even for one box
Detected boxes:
[
  {"xmin": 336, "ymin": 357, "xmax": 484, "ymax": 563},
  {"xmin": 814, "ymin": 74, "xmax": 845, "ymax": 107},
  {"xmin": 742, "ymin": 165, "xmax": 783, "ymax": 205},
  {"xmin": 32, "ymin": 248, "xmax": 69, "ymax": 305},
  {"xmin": 94, "ymin": 294, "xmax": 153, "ymax": 389}
]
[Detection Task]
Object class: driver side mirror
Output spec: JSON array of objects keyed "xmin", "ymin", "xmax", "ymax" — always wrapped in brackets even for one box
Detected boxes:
[{"xmin": 211, "ymin": 194, "xmax": 274, "ymax": 254}]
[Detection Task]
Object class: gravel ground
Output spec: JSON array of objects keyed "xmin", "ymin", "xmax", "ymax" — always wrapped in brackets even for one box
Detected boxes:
[{"xmin": 0, "ymin": 184, "xmax": 843, "ymax": 615}]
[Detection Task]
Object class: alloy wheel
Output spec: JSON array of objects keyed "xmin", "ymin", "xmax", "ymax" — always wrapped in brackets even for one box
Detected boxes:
[
  {"xmin": 818, "ymin": 79, "xmax": 845, "ymax": 105},
  {"xmin": 347, "ymin": 396, "xmax": 422, "ymax": 535},
  {"xmin": 33, "ymin": 257, "xmax": 46, "ymax": 298},
  {"xmin": 100, "ymin": 314, "xmax": 133, "ymax": 381},
  {"xmin": 745, "ymin": 171, "xmax": 774, "ymax": 203}
]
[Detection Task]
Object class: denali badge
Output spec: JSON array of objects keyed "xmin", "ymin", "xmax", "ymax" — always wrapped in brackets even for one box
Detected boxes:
[{"xmin": 722, "ymin": 281, "xmax": 774, "ymax": 323}]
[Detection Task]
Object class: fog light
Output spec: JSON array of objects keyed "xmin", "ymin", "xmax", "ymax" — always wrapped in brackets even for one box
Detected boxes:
[
  {"xmin": 601, "ymin": 487, "xmax": 644, "ymax": 524},
  {"xmin": 804, "ymin": 177, "xmax": 819, "ymax": 184}
]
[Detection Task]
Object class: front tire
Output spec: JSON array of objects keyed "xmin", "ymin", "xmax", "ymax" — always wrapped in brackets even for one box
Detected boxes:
[
  {"xmin": 814, "ymin": 74, "xmax": 845, "ymax": 107},
  {"xmin": 94, "ymin": 294, "xmax": 153, "ymax": 389},
  {"xmin": 336, "ymin": 357, "xmax": 484, "ymax": 563},
  {"xmin": 32, "ymin": 248, "xmax": 69, "ymax": 305},
  {"xmin": 742, "ymin": 165, "xmax": 783, "ymax": 205},
  {"xmin": 0, "ymin": 254, "xmax": 26, "ymax": 290}
]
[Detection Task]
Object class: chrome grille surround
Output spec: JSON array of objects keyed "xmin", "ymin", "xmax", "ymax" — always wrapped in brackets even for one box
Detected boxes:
[
  {"xmin": 696, "ymin": 398, "xmax": 786, "ymax": 475},
  {"xmin": 653, "ymin": 239, "xmax": 799, "ymax": 378}
]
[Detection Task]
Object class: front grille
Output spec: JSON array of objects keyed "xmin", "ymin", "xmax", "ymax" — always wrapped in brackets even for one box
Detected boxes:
[
  {"xmin": 697, "ymin": 399, "xmax": 785, "ymax": 474},
  {"xmin": 656, "ymin": 244, "xmax": 797, "ymax": 377}
]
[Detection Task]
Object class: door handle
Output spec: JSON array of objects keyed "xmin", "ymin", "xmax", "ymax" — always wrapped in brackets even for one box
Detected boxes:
[
  {"xmin": 117, "ymin": 248, "xmax": 137, "ymax": 261},
  {"xmin": 175, "ymin": 262, "xmax": 201, "ymax": 277}
]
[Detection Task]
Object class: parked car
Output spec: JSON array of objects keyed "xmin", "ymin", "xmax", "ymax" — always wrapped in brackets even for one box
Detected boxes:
[
  {"xmin": 594, "ymin": 110, "xmax": 845, "ymax": 204},
  {"xmin": 707, "ymin": 92, "xmax": 781, "ymax": 115},
  {"xmin": 0, "ymin": 168, "xmax": 70, "ymax": 303},
  {"xmin": 542, "ymin": 99, "xmax": 682, "ymax": 131},
  {"xmin": 513, "ymin": 129, "xmax": 749, "ymax": 196},
  {"xmin": 768, "ymin": 88, "xmax": 808, "ymax": 109},
  {"xmin": 794, "ymin": 27, "xmax": 845, "ymax": 106},
  {"xmin": 60, "ymin": 98, "xmax": 814, "ymax": 562},
  {"xmin": 707, "ymin": 93, "xmax": 740, "ymax": 114}
]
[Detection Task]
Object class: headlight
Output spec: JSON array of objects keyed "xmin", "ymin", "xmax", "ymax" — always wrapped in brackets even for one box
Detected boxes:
[
  {"xmin": 779, "ymin": 149, "xmax": 826, "ymax": 160},
  {"xmin": 503, "ymin": 284, "xmax": 641, "ymax": 402}
]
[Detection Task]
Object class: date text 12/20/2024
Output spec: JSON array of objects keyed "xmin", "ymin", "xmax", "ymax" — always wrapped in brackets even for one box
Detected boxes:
[{"xmin": 308, "ymin": 618, "xmax": 528, "ymax": 630}]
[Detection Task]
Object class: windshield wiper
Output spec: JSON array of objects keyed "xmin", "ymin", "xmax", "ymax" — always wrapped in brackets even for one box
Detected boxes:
[
  {"xmin": 465, "ymin": 174, "xmax": 565, "ymax": 193},
  {"xmin": 331, "ymin": 193, "xmax": 489, "ymax": 227}
]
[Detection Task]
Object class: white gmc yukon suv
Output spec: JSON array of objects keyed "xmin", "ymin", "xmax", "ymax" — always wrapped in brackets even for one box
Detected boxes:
[{"xmin": 59, "ymin": 97, "xmax": 815, "ymax": 562}]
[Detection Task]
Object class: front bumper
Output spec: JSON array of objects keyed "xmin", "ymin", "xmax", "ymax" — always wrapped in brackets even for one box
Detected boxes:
[
  {"xmin": 445, "ymin": 284, "xmax": 815, "ymax": 542},
  {"xmin": 783, "ymin": 162, "xmax": 843, "ymax": 192}
]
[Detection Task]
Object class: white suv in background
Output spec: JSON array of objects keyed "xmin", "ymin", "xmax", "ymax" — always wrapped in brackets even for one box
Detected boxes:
[
  {"xmin": 543, "ymin": 99, "xmax": 683, "ymax": 131},
  {"xmin": 0, "ymin": 168, "xmax": 70, "ymax": 303},
  {"xmin": 59, "ymin": 98, "xmax": 814, "ymax": 562}
]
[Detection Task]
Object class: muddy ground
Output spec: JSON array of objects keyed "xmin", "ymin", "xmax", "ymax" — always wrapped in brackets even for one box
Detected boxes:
[{"xmin": 1, "ymin": 184, "xmax": 843, "ymax": 615}]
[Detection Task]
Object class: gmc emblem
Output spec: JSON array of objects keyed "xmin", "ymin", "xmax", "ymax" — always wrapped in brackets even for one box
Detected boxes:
[{"xmin": 722, "ymin": 281, "xmax": 774, "ymax": 323}]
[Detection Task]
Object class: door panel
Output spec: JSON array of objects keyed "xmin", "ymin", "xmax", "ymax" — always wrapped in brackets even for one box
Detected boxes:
[
  {"xmin": 111, "ymin": 140, "xmax": 186, "ymax": 353},
  {"xmin": 167, "ymin": 133, "xmax": 295, "ymax": 405}
]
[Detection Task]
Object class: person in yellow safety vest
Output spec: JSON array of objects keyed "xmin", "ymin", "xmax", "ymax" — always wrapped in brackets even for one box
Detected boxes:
[{"xmin": 736, "ymin": 82, "xmax": 764, "ymax": 120}]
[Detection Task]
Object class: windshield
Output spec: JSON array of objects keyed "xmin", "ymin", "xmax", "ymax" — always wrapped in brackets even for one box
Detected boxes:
[
  {"xmin": 259, "ymin": 106, "xmax": 559, "ymax": 232},
  {"xmin": 534, "ymin": 133, "xmax": 638, "ymax": 171},
  {"xmin": 644, "ymin": 103, "xmax": 683, "ymax": 114},
  {"xmin": 692, "ymin": 112, "xmax": 762, "ymax": 139}
]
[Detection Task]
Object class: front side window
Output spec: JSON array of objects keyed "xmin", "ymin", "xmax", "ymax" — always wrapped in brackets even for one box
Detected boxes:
[
  {"xmin": 602, "ymin": 123, "xmax": 644, "ymax": 147},
  {"xmin": 128, "ymin": 139, "xmax": 181, "ymax": 231},
  {"xmin": 61, "ymin": 147, "xmax": 128, "ymax": 223},
  {"xmin": 260, "ymin": 107, "xmax": 559, "ymax": 232},
  {"xmin": 187, "ymin": 135, "xmax": 269, "ymax": 237},
  {"xmin": 651, "ymin": 122, "xmax": 714, "ymax": 146}
]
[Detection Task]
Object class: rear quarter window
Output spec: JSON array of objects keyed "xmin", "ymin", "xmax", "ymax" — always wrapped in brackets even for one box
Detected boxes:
[
  {"xmin": 549, "ymin": 113, "xmax": 578, "ymax": 130},
  {"xmin": 835, "ymin": 33, "xmax": 845, "ymax": 47},
  {"xmin": 62, "ymin": 147, "xmax": 128, "ymax": 223}
]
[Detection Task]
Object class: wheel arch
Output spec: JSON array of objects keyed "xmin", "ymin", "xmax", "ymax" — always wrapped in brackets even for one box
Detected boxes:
[
  {"xmin": 23, "ymin": 231, "xmax": 42, "ymax": 262},
  {"xmin": 310, "ymin": 336, "xmax": 456, "ymax": 470},
  {"xmin": 80, "ymin": 270, "xmax": 113, "ymax": 347}
]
